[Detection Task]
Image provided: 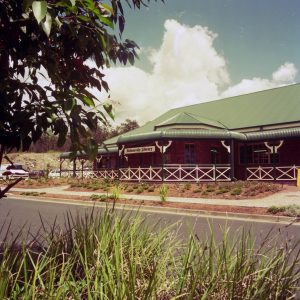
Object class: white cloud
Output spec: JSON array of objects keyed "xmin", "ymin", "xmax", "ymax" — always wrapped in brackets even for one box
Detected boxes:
[
  {"xmin": 222, "ymin": 62, "xmax": 298, "ymax": 98},
  {"xmin": 272, "ymin": 62, "xmax": 298, "ymax": 83},
  {"xmin": 99, "ymin": 19, "xmax": 230, "ymax": 124},
  {"xmin": 91, "ymin": 19, "xmax": 298, "ymax": 125}
]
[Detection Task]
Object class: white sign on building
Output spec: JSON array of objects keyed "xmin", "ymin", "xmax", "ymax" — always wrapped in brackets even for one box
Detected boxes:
[{"xmin": 124, "ymin": 146, "xmax": 155, "ymax": 155}]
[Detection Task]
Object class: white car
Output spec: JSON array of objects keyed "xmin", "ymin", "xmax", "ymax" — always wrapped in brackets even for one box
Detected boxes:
[
  {"xmin": 48, "ymin": 169, "xmax": 61, "ymax": 178},
  {"xmin": 0, "ymin": 164, "xmax": 29, "ymax": 180}
]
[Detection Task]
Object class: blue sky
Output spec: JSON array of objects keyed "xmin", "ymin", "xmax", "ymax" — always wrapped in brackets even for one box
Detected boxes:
[
  {"xmin": 98, "ymin": 0, "xmax": 300, "ymax": 123},
  {"xmin": 124, "ymin": 0, "xmax": 300, "ymax": 83}
]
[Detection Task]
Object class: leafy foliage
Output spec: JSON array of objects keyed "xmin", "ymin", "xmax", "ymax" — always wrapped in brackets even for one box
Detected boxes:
[
  {"xmin": 29, "ymin": 118, "xmax": 139, "ymax": 152},
  {"xmin": 0, "ymin": 0, "xmax": 158, "ymax": 157}
]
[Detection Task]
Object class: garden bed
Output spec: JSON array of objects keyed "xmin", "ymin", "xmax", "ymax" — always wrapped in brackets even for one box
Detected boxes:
[
  {"xmin": 63, "ymin": 179, "xmax": 285, "ymax": 200},
  {"xmin": 16, "ymin": 178, "xmax": 286, "ymax": 199}
]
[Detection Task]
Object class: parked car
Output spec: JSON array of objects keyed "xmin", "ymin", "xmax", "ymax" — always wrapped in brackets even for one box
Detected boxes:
[
  {"xmin": 29, "ymin": 170, "xmax": 45, "ymax": 179},
  {"xmin": 0, "ymin": 164, "xmax": 29, "ymax": 180},
  {"xmin": 48, "ymin": 169, "xmax": 61, "ymax": 178}
]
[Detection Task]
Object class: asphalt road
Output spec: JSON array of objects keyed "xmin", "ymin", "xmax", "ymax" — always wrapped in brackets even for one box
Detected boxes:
[{"xmin": 1, "ymin": 196, "xmax": 300, "ymax": 250}]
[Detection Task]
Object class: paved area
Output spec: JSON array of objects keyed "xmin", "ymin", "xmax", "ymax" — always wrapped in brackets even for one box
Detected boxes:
[{"xmin": 9, "ymin": 185, "xmax": 300, "ymax": 208}]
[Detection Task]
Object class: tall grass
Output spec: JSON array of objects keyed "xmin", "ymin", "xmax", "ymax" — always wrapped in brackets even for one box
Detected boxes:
[
  {"xmin": 159, "ymin": 184, "xmax": 169, "ymax": 202},
  {"xmin": 0, "ymin": 210, "xmax": 299, "ymax": 299}
]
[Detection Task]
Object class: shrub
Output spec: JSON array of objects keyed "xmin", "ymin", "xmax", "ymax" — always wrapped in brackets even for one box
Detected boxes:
[
  {"xmin": 90, "ymin": 194, "xmax": 101, "ymax": 201},
  {"xmin": 267, "ymin": 205, "xmax": 300, "ymax": 217},
  {"xmin": 90, "ymin": 194, "xmax": 108, "ymax": 202},
  {"xmin": 216, "ymin": 188, "xmax": 230, "ymax": 194},
  {"xmin": 193, "ymin": 188, "xmax": 202, "ymax": 193},
  {"xmin": 283, "ymin": 205, "xmax": 300, "ymax": 217},
  {"xmin": 159, "ymin": 184, "xmax": 169, "ymax": 202},
  {"xmin": 184, "ymin": 183, "xmax": 191, "ymax": 190},
  {"xmin": 136, "ymin": 186, "xmax": 144, "ymax": 194},
  {"xmin": 267, "ymin": 206, "xmax": 285, "ymax": 214},
  {"xmin": 231, "ymin": 187, "xmax": 242, "ymax": 196},
  {"xmin": 206, "ymin": 185, "xmax": 215, "ymax": 193}
]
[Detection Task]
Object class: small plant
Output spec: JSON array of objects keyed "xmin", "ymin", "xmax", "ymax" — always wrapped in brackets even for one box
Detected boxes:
[
  {"xmin": 206, "ymin": 185, "xmax": 215, "ymax": 193},
  {"xmin": 99, "ymin": 195, "xmax": 108, "ymax": 202},
  {"xmin": 132, "ymin": 184, "xmax": 139, "ymax": 190},
  {"xmin": 90, "ymin": 194, "xmax": 108, "ymax": 202},
  {"xmin": 159, "ymin": 184, "xmax": 169, "ymax": 202},
  {"xmin": 136, "ymin": 186, "xmax": 144, "ymax": 194},
  {"xmin": 193, "ymin": 188, "xmax": 202, "ymax": 193},
  {"xmin": 231, "ymin": 187, "xmax": 242, "ymax": 196},
  {"xmin": 20, "ymin": 191, "xmax": 46, "ymax": 196},
  {"xmin": 140, "ymin": 182, "xmax": 149, "ymax": 190},
  {"xmin": 110, "ymin": 185, "xmax": 121, "ymax": 201},
  {"xmin": 283, "ymin": 205, "xmax": 300, "ymax": 217},
  {"xmin": 90, "ymin": 194, "xmax": 100, "ymax": 201},
  {"xmin": 184, "ymin": 182, "xmax": 191, "ymax": 190},
  {"xmin": 216, "ymin": 187, "xmax": 230, "ymax": 194},
  {"xmin": 267, "ymin": 205, "xmax": 300, "ymax": 217},
  {"xmin": 126, "ymin": 188, "xmax": 134, "ymax": 193},
  {"xmin": 267, "ymin": 206, "xmax": 285, "ymax": 214}
]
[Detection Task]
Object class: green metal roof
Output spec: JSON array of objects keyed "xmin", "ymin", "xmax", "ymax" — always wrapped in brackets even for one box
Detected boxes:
[
  {"xmin": 118, "ymin": 129, "xmax": 246, "ymax": 143},
  {"xmin": 115, "ymin": 127, "xmax": 300, "ymax": 144},
  {"xmin": 246, "ymin": 127, "xmax": 300, "ymax": 141}
]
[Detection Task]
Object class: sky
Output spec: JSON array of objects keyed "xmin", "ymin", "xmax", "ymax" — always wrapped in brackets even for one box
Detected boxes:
[{"xmin": 97, "ymin": 0, "xmax": 300, "ymax": 125}]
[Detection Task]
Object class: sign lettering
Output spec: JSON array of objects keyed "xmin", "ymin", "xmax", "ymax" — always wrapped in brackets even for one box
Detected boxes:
[{"xmin": 124, "ymin": 146, "xmax": 155, "ymax": 155}]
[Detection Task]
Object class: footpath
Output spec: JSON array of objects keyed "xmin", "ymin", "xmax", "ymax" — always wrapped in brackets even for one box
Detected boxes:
[{"xmin": 10, "ymin": 185, "xmax": 300, "ymax": 208}]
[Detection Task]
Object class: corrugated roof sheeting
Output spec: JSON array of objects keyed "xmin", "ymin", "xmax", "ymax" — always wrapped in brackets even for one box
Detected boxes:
[{"xmin": 246, "ymin": 127, "xmax": 300, "ymax": 141}]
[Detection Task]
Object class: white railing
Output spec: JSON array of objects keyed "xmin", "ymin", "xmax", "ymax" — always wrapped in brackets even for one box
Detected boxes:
[
  {"xmin": 246, "ymin": 165, "xmax": 300, "ymax": 181},
  {"xmin": 247, "ymin": 166, "xmax": 274, "ymax": 181},
  {"xmin": 60, "ymin": 169, "xmax": 118, "ymax": 179},
  {"xmin": 163, "ymin": 165, "xmax": 231, "ymax": 182},
  {"xmin": 119, "ymin": 167, "xmax": 162, "ymax": 182},
  {"xmin": 118, "ymin": 165, "xmax": 231, "ymax": 182},
  {"xmin": 275, "ymin": 165, "xmax": 299, "ymax": 181},
  {"xmin": 95, "ymin": 169, "xmax": 119, "ymax": 180}
]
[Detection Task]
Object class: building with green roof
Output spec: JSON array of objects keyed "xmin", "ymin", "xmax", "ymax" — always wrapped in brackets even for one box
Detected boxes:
[{"xmin": 61, "ymin": 83, "xmax": 300, "ymax": 182}]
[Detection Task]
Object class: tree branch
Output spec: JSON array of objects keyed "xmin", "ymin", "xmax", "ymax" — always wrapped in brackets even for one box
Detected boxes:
[{"xmin": 0, "ymin": 178, "xmax": 23, "ymax": 199}]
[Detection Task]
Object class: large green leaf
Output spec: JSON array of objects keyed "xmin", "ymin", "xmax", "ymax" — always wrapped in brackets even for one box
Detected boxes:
[
  {"xmin": 32, "ymin": 1, "xmax": 47, "ymax": 24},
  {"xmin": 42, "ymin": 13, "xmax": 52, "ymax": 36}
]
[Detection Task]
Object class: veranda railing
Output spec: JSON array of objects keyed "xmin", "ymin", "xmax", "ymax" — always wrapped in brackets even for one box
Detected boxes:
[{"xmin": 246, "ymin": 165, "xmax": 300, "ymax": 181}]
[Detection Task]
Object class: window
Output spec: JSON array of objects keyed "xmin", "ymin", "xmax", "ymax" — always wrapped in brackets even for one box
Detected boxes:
[
  {"xmin": 184, "ymin": 144, "xmax": 196, "ymax": 164},
  {"xmin": 240, "ymin": 144, "xmax": 279, "ymax": 164},
  {"xmin": 210, "ymin": 147, "xmax": 219, "ymax": 164}
]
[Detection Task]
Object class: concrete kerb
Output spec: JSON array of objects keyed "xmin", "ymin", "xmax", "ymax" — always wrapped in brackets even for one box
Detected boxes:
[{"xmin": 7, "ymin": 193, "xmax": 298, "ymax": 225}]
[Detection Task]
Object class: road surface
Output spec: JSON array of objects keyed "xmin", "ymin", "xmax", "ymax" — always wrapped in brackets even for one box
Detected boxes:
[{"xmin": 0, "ymin": 196, "xmax": 299, "ymax": 249}]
